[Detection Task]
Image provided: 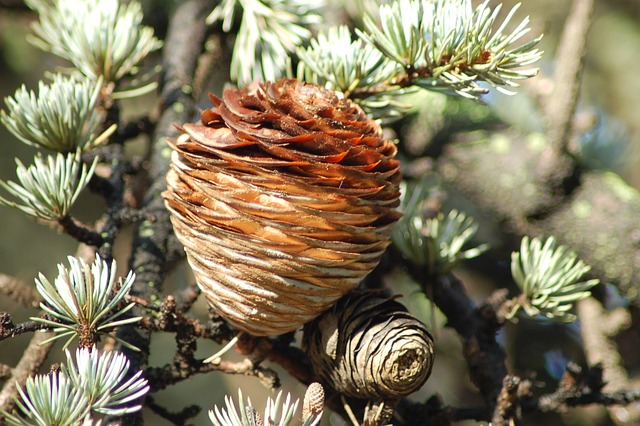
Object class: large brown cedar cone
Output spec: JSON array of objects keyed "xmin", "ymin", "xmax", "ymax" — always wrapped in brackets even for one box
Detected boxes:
[
  {"xmin": 163, "ymin": 78, "xmax": 401, "ymax": 336},
  {"xmin": 302, "ymin": 291, "xmax": 435, "ymax": 400}
]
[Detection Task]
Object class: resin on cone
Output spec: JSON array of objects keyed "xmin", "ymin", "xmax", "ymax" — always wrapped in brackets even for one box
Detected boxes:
[{"xmin": 163, "ymin": 78, "xmax": 401, "ymax": 336}]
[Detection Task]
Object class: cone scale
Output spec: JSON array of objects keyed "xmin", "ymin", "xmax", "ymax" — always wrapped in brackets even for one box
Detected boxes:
[{"xmin": 164, "ymin": 78, "xmax": 401, "ymax": 336}]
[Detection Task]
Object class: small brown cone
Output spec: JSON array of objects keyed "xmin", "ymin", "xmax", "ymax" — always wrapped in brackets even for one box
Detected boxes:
[
  {"xmin": 303, "ymin": 291, "xmax": 435, "ymax": 399},
  {"xmin": 163, "ymin": 78, "xmax": 401, "ymax": 336}
]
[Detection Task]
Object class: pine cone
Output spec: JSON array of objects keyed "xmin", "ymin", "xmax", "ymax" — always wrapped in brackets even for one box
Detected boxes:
[
  {"xmin": 302, "ymin": 291, "xmax": 435, "ymax": 399},
  {"xmin": 163, "ymin": 78, "xmax": 401, "ymax": 336}
]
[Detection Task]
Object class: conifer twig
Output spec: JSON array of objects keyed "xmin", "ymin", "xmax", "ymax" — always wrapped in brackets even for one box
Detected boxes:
[
  {"xmin": 0, "ymin": 331, "xmax": 55, "ymax": 413},
  {"xmin": 577, "ymin": 298, "xmax": 640, "ymax": 424},
  {"xmin": 545, "ymin": 0, "xmax": 595, "ymax": 154},
  {"xmin": 0, "ymin": 316, "xmax": 51, "ymax": 341},
  {"xmin": 0, "ymin": 275, "xmax": 42, "ymax": 308},
  {"xmin": 397, "ymin": 251, "xmax": 508, "ymax": 413},
  {"xmin": 116, "ymin": 2, "xmax": 213, "ymax": 423}
]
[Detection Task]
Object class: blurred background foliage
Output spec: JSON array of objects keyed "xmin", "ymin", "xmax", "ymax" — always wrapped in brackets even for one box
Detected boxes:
[{"xmin": 0, "ymin": 0, "xmax": 639, "ymax": 425}]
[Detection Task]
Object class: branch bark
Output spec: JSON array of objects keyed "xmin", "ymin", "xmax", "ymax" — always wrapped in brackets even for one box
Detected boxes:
[
  {"xmin": 118, "ymin": 0, "xmax": 212, "ymax": 358},
  {"xmin": 0, "ymin": 331, "xmax": 55, "ymax": 415},
  {"xmin": 0, "ymin": 274, "xmax": 41, "ymax": 308},
  {"xmin": 431, "ymin": 274, "xmax": 508, "ymax": 414},
  {"xmin": 544, "ymin": 0, "xmax": 595, "ymax": 155},
  {"xmin": 116, "ymin": 0, "xmax": 213, "ymax": 423},
  {"xmin": 437, "ymin": 128, "xmax": 640, "ymax": 303},
  {"xmin": 398, "ymin": 256, "xmax": 509, "ymax": 417},
  {"xmin": 0, "ymin": 315, "xmax": 50, "ymax": 341},
  {"xmin": 578, "ymin": 298, "xmax": 640, "ymax": 425}
]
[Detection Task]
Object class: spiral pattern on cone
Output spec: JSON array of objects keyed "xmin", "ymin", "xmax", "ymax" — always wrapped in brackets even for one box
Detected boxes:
[
  {"xmin": 163, "ymin": 79, "xmax": 401, "ymax": 336},
  {"xmin": 303, "ymin": 291, "xmax": 435, "ymax": 399}
]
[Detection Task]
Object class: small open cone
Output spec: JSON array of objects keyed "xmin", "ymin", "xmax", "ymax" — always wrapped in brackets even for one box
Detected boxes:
[{"xmin": 163, "ymin": 78, "xmax": 401, "ymax": 336}]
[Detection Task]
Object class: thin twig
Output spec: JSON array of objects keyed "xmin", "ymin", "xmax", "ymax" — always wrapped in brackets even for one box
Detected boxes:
[
  {"xmin": 0, "ymin": 314, "xmax": 51, "ymax": 341},
  {"xmin": 544, "ymin": 0, "xmax": 595, "ymax": 154},
  {"xmin": 434, "ymin": 273, "xmax": 508, "ymax": 409},
  {"xmin": 342, "ymin": 395, "xmax": 361, "ymax": 426},
  {"xmin": 0, "ymin": 331, "xmax": 55, "ymax": 413},
  {"xmin": 127, "ymin": 295, "xmax": 161, "ymax": 311},
  {"xmin": 0, "ymin": 364, "xmax": 12, "ymax": 380},
  {"xmin": 395, "ymin": 378, "xmax": 640, "ymax": 426},
  {"xmin": 118, "ymin": 116, "xmax": 155, "ymax": 142},
  {"xmin": 58, "ymin": 215, "xmax": 105, "ymax": 247},
  {"xmin": 116, "ymin": 2, "xmax": 214, "ymax": 390},
  {"xmin": 267, "ymin": 345, "xmax": 314, "ymax": 385},
  {"xmin": 0, "ymin": 274, "xmax": 42, "ymax": 308},
  {"xmin": 137, "ymin": 296, "xmax": 233, "ymax": 342},
  {"xmin": 395, "ymin": 395, "xmax": 489, "ymax": 425},
  {"xmin": 522, "ymin": 361, "xmax": 640, "ymax": 413},
  {"xmin": 114, "ymin": 207, "xmax": 155, "ymax": 225},
  {"xmin": 492, "ymin": 375, "xmax": 528, "ymax": 426},
  {"xmin": 0, "ymin": 0, "xmax": 28, "ymax": 9},
  {"xmin": 146, "ymin": 357, "xmax": 279, "ymax": 393},
  {"xmin": 578, "ymin": 299, "xmax": 630, "ymax": 386},
  {"xmin": 398, "ymin": 252, "xmax": 508, "ymax": 414},
  {"xmin": 577, "ymin": 298, "xmax": 640, "ymax": 425},
  {"xmin": 146, "ymin": 396, "xmax": 200, "ymax": 426},
  {"xmin": 174, "ymin": 283, "xmax": 201, "ymax": 312},
  {"xmin": 96, "ymin": 144, "xmax": 127, "ymax": 261}
]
